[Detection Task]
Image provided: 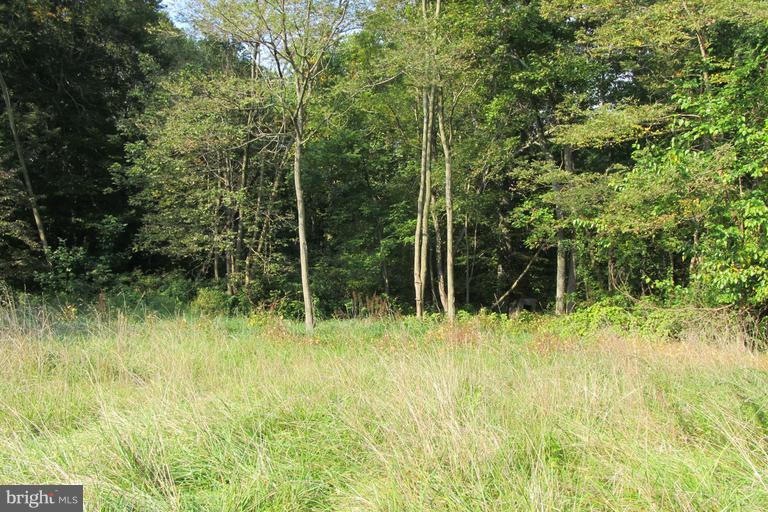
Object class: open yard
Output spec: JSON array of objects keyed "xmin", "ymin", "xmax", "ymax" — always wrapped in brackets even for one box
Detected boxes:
[{"xmin": 2, "ymin": 315, "xmax": 768, "ymax": 511}]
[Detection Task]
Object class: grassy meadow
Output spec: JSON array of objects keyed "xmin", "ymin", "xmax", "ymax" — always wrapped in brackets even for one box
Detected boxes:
[{"xmin": 1, "ymin": 307, "xmax": 768, "ymax": 511}]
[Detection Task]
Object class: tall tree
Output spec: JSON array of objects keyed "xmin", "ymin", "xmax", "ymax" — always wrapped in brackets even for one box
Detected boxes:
[{"xmin": 188, "ymin": 0, "xmax": 353, "ymax": 331}]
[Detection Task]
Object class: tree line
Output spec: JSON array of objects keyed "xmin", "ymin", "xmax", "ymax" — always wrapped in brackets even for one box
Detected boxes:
[{"xmin": 2, "ymin": 0, "xmax": 768, "ymax": 329}]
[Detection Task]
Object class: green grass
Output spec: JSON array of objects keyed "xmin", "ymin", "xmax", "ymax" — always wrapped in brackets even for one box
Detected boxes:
[{"xmin": 1, "ymin": 313, "xmax": 768, "ymax": 511}]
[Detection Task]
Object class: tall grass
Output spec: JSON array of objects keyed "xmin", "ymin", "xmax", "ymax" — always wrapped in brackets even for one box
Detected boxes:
[{"xmin": 1, "ymin": 302, "xmax": 767, "ymax": 510}]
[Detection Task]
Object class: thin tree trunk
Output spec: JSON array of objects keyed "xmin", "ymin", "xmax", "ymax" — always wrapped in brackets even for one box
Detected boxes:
[
  {"xmin": 414, "ymin": 88, "xmax": 429, "ymax": 318},
  {"xmin": 567, "ymin": 249, "xmax": 577, "ymax": 313},
  {"xmin": 382, "ymin": 258, "xmax": 390, "ymax": 296},
  {"xmin": 429, "ymin": 245, "xmax": 440, "ymax": 312},
  {"xmin": 553, "ymin": 146, "xmax": 568, "ymax": 315},
  {"xmin": 224, "ymin": 157, "xmax": 236, "ymax": 295},
  {"xmin": 695, "ymin": 29, "xmax": 710, "ymax": 85},
  {"xmin": 234, "ymin": 117, "xmax": 252, "ymax": 290},
  {"xmin": 532, "ymin": 113, "xmax": 567, "ymax": 315},
  {"xmin": 436, "ymin": 89, "xmax": 455, "ymax": 321},
  {"xmin": 226, "ymin": 250, "xmax": 235, "ymax": 295},
  {"xmin": 420, "ymin": 138, "xmax": 432, "ymax": 312},
  {"xmin": 555, "ymin": 230, "xmax": 567, "ymax": 315},
  {"xmin": 293, "ymin": 110, "xmax": 314, "ymax": 332},
  {"xmin": 414, "ymin": 86, "xmax": 435, "ymax": 317},
  {"xmin": 563, "ymin": 146, "xmax": 576, "ymax": 313},
  {"xmin": 255, "ymin": 166, "xmax": 282, "ymax": 260},
  {"xmin": 0, "ymin": 69, "xmax": 49, "ymax": 258},
  {"xmin": 491, "ymin": 246, "xmax": 543, "ymax": 310},
  {"xmin": 464, "ymin": 214, "xmax": 470, "ymax": 305},
  {"xmin": 608, "ymin": 247, "xmax": 617, "ymax": 291},
  {"xmin": 430, "ymin": 191, "xmax": 448, "ymax": 311},
  {"xmin": 419, "ymin": 88, "xmax": 435, "ymax": 312}
]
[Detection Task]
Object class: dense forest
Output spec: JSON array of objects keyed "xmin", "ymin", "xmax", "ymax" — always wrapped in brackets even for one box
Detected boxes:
[{"xmin": 2, "ymin": 0, "xmax": 768, "ymax": 330}]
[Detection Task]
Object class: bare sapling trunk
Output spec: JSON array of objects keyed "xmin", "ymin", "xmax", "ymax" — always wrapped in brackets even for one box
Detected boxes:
[
  {"xmin": 0, "ymin": 69, "xmax": 49, "ymax": 259},
  {"xmin": 293, "ymin": 107, "xmax": 314, "ymax": 332},
  {"xmin": 413, "ymin": 0, "xmax": 442, "ymax": 318},
  {"xmin": 430, "ymin": 190, "xmax": 448, "ymax": 311},
  {"xmin": 414, "ymin": 88, "xmax": 429, "ymax": 318},
  {"xmin": 436, "ymin": 89, "xmax": 455, "ymax": 322},
  {"xmin": 567, "ymin": 249, "xmax": 577, "ymax": 313},
  {"xmin": 553, "ymin": 150, "xmax": 567, "ymax": 316},
  {"xmin": 419, "ymin": 95, "xmax": 433, "ymax": 313},
  {"xmin": 414, "ymin": 86, "xmax": 435, "ymax": 317},
  {"xmin": 563, "ymin": 146, "xmax": 576, "ymax": 314},
  {"xmin": 464, "ymin": 215, "xmax": 470, "ymax": 305},
  {"xmin": 555, "ymin": 228, "xmax": 567, "ymax": 315}
]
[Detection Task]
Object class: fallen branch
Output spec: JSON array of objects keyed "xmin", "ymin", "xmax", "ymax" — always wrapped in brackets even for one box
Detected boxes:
[{"xmin": 492, "ymin": 246, "xmax": 543, "ymax": 310}]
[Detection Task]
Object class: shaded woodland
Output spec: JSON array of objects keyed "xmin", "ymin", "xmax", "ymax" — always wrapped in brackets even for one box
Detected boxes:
[{"xmin": 2, "ymin": 0, "xmax": 768, "ymax": 329}]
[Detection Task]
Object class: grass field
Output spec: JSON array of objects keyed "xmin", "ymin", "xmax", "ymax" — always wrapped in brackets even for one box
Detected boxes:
[{"xmin": 2, "ymin": 312, "xmax": 768, "ymax": 511}]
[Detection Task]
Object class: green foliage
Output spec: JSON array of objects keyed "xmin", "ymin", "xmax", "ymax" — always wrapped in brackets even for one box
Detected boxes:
[
  {"xmin": 35, "ymin": 245, "xmax": 91, "ymax": 296},
  {"xmin": 551, "ymin": 103, "xmax": 673, "ymax": 149},
  {"xmin": 191, "ymin": 287, "xmax": 231, "ymax": 316},
  {"xmin": 107, "ymin": 271, "xmax": 196, "ymax": 314},
  {"xmin": 4, "ymin": 0, "xmax": 768, "ymax": 323},
  {"xmin": 548, "ymin": 298, "xmax": 635, "ymax": 335},
  {"xmin": 0, "ymin": 0, "xmax": 189, "ymax": 282},
  {"xmin": 544, "ymin": 295, "xmax": 747, "ymax": 344}
]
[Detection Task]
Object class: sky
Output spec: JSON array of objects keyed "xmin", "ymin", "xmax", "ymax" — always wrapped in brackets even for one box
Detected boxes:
[{"xmin": 161, "ymin": 0, "xmax": 188, "ymax": 30}]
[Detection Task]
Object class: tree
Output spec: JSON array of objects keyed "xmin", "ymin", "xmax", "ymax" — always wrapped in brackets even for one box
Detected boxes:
[
  {"xmin": 127, "ymin": 54, "xmax": 289, "ymax": 295},
  {"xmin": 0, "ymin": 0, "xmax": 186, "ymax": 287},
  {"xmin": 187, "ymin": 0, "xmax": 354, "ymax": 331}
]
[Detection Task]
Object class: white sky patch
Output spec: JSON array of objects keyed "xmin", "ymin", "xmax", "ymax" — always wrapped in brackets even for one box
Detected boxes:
[{"xmin": 161, "ymin": 0, "xmax": 192, "ymax": 31}]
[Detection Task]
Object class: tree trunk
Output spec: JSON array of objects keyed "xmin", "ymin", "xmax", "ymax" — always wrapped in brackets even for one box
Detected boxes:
[
  {"xmin": 554, "ymin": 149, "xmax": 571, "ymax": 315},
  {"xmin": 382, "ymin": 258, "xmax": 390, "ymax": 296},
  {"xmin": 464, "ymin": 215, "xmax": 470, "ymax": 305},
  {"xmin": 226, "ymin": 250, "xmax": 235, "ymax": 295},
  {"xmin": 0, "ymin": 69, "xmax": 49, "ymax": 259},
  {"xmin": 255, "ymin": 164, "xmax": 283, "ymax": 263},
  {"xmin": 430, "ymin": 191, "xmax": 448, "ymax": 311},
  {"xmin": 563, "ymin": 146, "xmax": 576, "ymax": 314},
  {"xmin": 420, "ymin": 131, "xmax": 432, "ymax": 312},
  {"xmin": 413, "ymin": 88, "xmax": 429, "ymax": 318},
  {"xmin": 567, "ymin": 249, "xmax": 577, "ymax": 313},
  {"xmin": 531, "ymin": 113, "xmax": 569, "ymax": 315},
  {"xmin": 293, "ymin": 110, "xmax": 314, "ymax": 332},
  {"xmin": 234, "ymin": 116, "xmax": 253, "ymax": 290},
  {"xmin": 429, "ymin": 245, "xmax": 440, "ymax": 312},
  {"xmin": 436, "ymin": 89, "xmax": 455, "ymax": 322},
  {"xmin": 555, "ymin": 230, "xmax": 567, "ymax": 315},
  {"xmin": 414, "ymin": 86, "xmax": 435, "ymax": 318}
]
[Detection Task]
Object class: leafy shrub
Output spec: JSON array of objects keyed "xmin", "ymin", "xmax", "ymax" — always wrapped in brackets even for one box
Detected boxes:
[
  {"xmin": 567, "ymin": 302, "xmax": 633, "ymax": 334},
  {"xmin": 191, "ymin": 287, "xmax": 230, "ymax": 315},
  {"xmin": 35, "ymin": 244, "xmax": 92, "ymax": 297},
  {"xmin": 542, "ymin": 295, "xmax": 751, "ymax": 346},
  {"xmin": 108, "ymin": 271, "xmax": 195, "ymax": 314},
  {"xmin": 262, "ymin": 290, "xmax": 305, "ymax": 319}
]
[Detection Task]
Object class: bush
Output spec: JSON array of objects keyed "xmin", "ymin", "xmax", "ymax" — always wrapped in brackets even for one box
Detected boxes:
[
  {"xmin": 35, "ymin": 245, "xmax": 92, "ymax": 297},
  {"xmin": 108, "ymin": 271, "xmax": 196, "ymax": 314},
  {"xmin": 190, "ymin": 287, "xmax": 230, "ymax": 315},
  {"xmin": 542, "ymin": 296, "xmax": 752, "ymax": 346}
]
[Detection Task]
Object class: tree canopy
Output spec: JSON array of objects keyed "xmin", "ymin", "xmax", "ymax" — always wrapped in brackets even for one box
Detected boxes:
[{"xmin": 2, "ymin": 0, "xmax": 768, "ymax": 324}]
